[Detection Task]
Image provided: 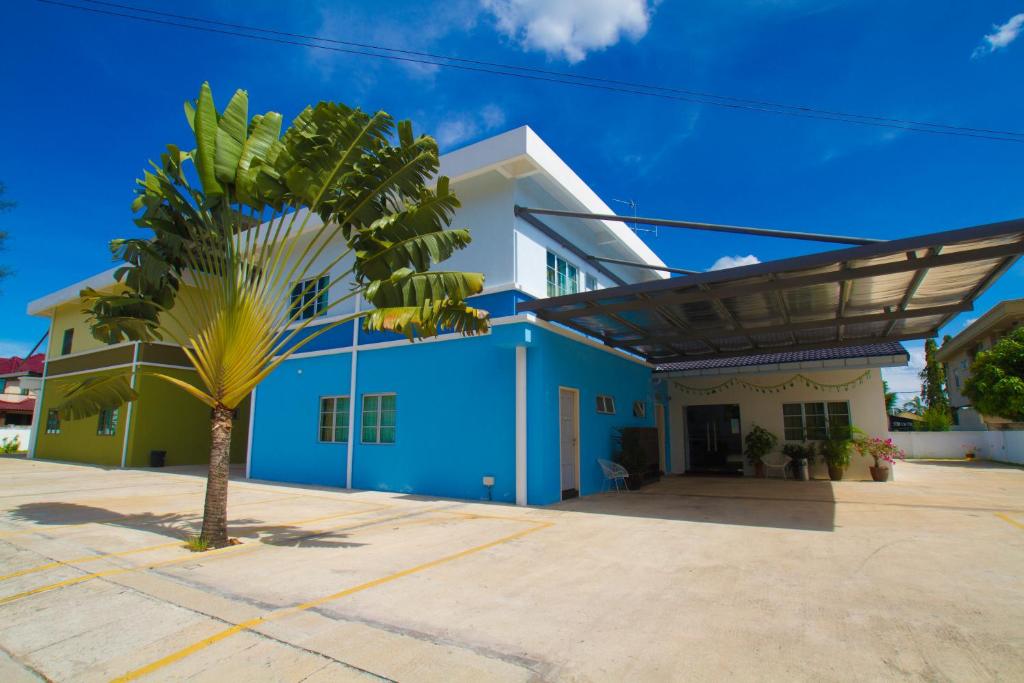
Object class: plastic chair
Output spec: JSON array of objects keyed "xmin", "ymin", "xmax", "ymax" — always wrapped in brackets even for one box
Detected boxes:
[
  {"xmin": 760, "ymin": 452, "xmax": 792, "ymax": 479},
  {"xmin": 598, "ymin": 458, "xmax": 629, "ymax": 492}
]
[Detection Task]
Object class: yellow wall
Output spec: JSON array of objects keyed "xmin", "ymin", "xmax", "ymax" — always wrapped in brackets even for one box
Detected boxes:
[
  {"xmin": 127, "ymin": 366, "xmax": 249, "ymax": 467},
  {"xmin": 668, "ymin": 368, "xmax": 890, "ymax": 480},
  {"xmin": 35, "ymin": 368, "xmax": 128, "ymax": 467}
]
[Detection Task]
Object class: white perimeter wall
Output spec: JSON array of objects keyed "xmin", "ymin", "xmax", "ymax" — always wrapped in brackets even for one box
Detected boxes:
[
  {"xmin": 0, "ymin": 427, "xmax": 31, "ymax": 453},
  {"xmin": 890, "ymin": 430, "xmax": 1024, "ymax": 465}
]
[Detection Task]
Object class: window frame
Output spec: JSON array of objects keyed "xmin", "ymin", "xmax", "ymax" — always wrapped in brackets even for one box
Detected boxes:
[
  {"xmin": 318, "ymin": 395, "xmax": 351, "ymax": 444},
  {"xmin": 596, "ymin": 395, "xmax": 616, "ymax": 414},
  {"xmin": 782, "ymin": 401, "xmax": 852, "ymax": 441},
  {"xmin": 290, "ymin": 276, "xmax": 329, "ymax": 321},
  {"xmin": 632, "ymin": 401, "xmax": 646, "ymax": 418},
  {"xmin": 584, "ymin": 273, "xmax": 599, "ymax": 292},
  {"xmin": 546, "ymin": 251, "xmax": 579, "ymax": 298},
  {"xmin": 361, "ymin": 393, "xmax": 397, "ymax": 444},
  {"xmin": 61, "ymin": 328, "xmax": 74, "ymax": 356},
  {"xmin": 45, "ymin": 409, "xmax": 61, "ymax": 435},
  {"xmin": 96, "ymin": 407, "xmax": 118, "ymax": 437}
]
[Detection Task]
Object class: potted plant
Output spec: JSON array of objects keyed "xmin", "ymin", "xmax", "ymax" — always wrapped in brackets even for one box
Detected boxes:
[
  {"xmin": 963, "ymin": 443, "xmax": 977, "ymax": 461},
  {"xmin": 854, "ymin": 437, "xmax": 905, "ymax": 482},
  {"xmin": 818, "ymin": 424, "xmax": 860, "ymax": 481},
  {"xmin": 744, "ymin": 424, "xmax": 778, "ymax": 478},
  {"xmin": 781, "ymin": 442, "xmax": 814, "ymax": 481}
]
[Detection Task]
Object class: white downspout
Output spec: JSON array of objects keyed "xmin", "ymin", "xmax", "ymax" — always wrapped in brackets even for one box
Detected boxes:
[
  {"xmin": 119, "ymin": 342, "xmax": 140, "ymax": 468},
  {"xmin": 245, "ymin": 386, "xmax": 257, "ymax": 479},
  {"xmin": 27, "ymin": 312, "xmax": 55, "ymax": 459},
  {"xmin": 345, "ymin": 294, "xmax": 360, "ymax": 489},
  {"xmin": 515, "ymin": 345, "xmax": 528, "ymax": 506}
]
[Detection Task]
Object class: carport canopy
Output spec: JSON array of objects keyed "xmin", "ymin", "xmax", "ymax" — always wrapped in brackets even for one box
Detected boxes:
[{"xmin": 517, "ymin": 216, "xmax": 1024, "ymax": 365}]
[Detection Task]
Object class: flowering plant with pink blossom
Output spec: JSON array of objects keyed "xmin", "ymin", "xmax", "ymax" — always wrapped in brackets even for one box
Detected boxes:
[{"xmin": 855, "ymin": 437, "xmax": 906, "ymax": 467}]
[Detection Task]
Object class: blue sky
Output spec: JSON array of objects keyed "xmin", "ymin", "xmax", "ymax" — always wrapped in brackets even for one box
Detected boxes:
[{"xmin": 1, "ymin": 0, "xmax": 1022, "ymax": 397}]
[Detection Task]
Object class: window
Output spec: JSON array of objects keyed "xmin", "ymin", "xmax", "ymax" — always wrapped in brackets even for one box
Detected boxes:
[
  {"xmin": 585, "ymin": 273, "xmax": 598, "ymax": 292},
  {"xmin": 632, "ymin": 401, "xmax": 646, "ymax": 418},
  {"xmin": 319, "ymin": 396, "xmax": 350, "ymax": 443},
  {"xmin": 596, "ymin": 395, "xmax": 616, "ymax": 414},
  {"xmin": 96, "ymin": 408, "xmax": 118, "ymax": 436},
  {"xmin": 46, "ymin": 410, "xmax": 60, "ymax": 435},
  {"xmin": 783, "ymin": 402, "xmax": 851, "ymax": 441},
  {"xmin": 61, "ymin": 328, "xmax": 74, "ymax": 355},
  {"xmin": 546, "ymin": 252, "xmax": 579, "ymax": 297},
  {"xmin": 362, "ymin": 394, "xmax": 396, "ymax": 444},
  {"xmin": 290, "ymin": 276, "xmax": 329, "ymax": 320}
]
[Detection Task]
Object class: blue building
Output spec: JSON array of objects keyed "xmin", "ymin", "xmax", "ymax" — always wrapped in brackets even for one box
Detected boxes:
[{"xmin": 246, "ymin": 127, "xmax": 668, "ymax": 505}]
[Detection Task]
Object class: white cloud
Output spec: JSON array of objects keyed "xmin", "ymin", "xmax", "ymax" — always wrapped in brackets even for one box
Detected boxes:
[
  {"xmin": 961, "ymin": 317, "xmax": 978, "ymax": 330},
  {"xmin": 708, "ymin": 254, "xmax": 760, "ymax": 271},
  {"xmin": 882, "ymin": 341, "xmax": 925, "ymax": 396},
  {"xmin": 434, "ymin": 104, "xmax": 507, "ymax": 149},
  {"xmin": 482, "ymin": 0, "xmax": 653, "ymax": 63},
  {"xmin": 972, "ymin": 13, "xmax": 1024, "ymax": 58}
]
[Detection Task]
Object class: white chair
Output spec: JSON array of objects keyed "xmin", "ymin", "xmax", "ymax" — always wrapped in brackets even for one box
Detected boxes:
[
  {"xmin": 760, "ymin": 452, "xmax": 792, "ymax": 479},
  {"xmin": 598, "ymin": 458, "xmax": 629, "ymax": 492}
]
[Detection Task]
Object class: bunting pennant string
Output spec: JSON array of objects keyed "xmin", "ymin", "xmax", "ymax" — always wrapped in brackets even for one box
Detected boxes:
[{"xmin": 672, "ymin": 370, "xmax": 873, "ymax": 396}]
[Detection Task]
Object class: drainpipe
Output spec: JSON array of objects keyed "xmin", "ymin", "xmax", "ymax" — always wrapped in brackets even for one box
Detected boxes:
[
  {"xmin": 119, "ymin": 342, "xmax": 140, "ymax": 468},
  {"xmin": 345, "ymin": 294, "xmax": 360, "ymax": 489},
  {"xmin": 245, "ymin": 386, "xmax": 257, "ymax": 480},
  {"xmin": 27, "ymin": 311, "xmax": 55, "ymax": 459},
  {"xmin": 515, "ymin": 345, "xmax": 527, "ymax": 506}
]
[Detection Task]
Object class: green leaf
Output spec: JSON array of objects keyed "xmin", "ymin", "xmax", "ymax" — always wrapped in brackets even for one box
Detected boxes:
[
  {"xmin": 192, "ymin": 82, "xmax": 223, "ymax": 197},
  {"xmin": 363, "ymin": 300, "xmax": 490, "ymax": 340},
  {"xmin": 55, "ymin": 373, "xmax": 138, "ymax": 421},
  {"xmin": 214, "ymin": 88, "xmax": 249, "ymax": 185},
  {"xmin": 364, "ymin": 271, "xmax": 485, "ymax": 309}
]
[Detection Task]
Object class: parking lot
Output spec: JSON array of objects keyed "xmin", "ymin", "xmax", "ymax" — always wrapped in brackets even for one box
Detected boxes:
[{"xmin": 0, "ymin": 456, "xmax": 1022, "ymax": 682}]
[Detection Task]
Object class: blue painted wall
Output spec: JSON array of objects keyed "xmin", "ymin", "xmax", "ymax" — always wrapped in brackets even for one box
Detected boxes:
[
  {"xmin": 523, "ymin": 325, "xmax": 654, "ymax": 504},
  {"xmin": 250, "ymin": 318, "xmax": 653, "ymax": 506}
]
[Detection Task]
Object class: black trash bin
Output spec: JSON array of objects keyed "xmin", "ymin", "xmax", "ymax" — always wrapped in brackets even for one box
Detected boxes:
[{"xmin": 149, "ymin": 450, "xmax": 166, "ymax": 468}]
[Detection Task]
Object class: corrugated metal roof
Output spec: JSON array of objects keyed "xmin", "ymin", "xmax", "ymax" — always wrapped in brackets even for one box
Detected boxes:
[
  {"xmin": 654, "ymin": 342, "xmax": 907, "ymax": 373},
  {"xmin": 519, "ymin": 217, "xmax": 1024, "ymax": 363}
]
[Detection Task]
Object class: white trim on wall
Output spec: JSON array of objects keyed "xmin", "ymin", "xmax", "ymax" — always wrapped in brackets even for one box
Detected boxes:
[{"xmin": 515, "ymin": 345, "xmax": 527, "ymax": 506}]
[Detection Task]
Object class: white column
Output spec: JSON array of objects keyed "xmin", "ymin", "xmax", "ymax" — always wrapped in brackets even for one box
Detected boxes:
[
  {"xmin": 119, "ymin": 342, "xmax": 141, "ymax": 468},
  {"xmin": 245, "ymin": 386, "xmax": 257, "ymax": 479},
  {"xmin": 515, "ymin": 345, "xmax": 527, "ymax": 506},
  {"xmin": 345, "ymin": 295, "xmax": 360, "ymax": 489}
]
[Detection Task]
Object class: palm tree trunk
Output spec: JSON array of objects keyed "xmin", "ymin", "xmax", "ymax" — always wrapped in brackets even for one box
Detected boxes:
[{"xmin": 200, "ymin": 405, "xmax": 234, "ymax": 547}]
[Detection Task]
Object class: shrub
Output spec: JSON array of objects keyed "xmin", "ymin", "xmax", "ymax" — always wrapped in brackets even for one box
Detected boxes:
[{"xmin": 744, "ymin": 424, "xmax": 778, "ymax": 465}]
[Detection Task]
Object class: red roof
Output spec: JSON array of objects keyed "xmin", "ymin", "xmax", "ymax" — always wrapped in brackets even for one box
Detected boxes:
[
  {"xmin": 0, "ymin": 354, "xmax": 44, "ymax": 376},
  {"xmin": 0, "ymin": 395, "xmax": 35, "ymax": 413}
]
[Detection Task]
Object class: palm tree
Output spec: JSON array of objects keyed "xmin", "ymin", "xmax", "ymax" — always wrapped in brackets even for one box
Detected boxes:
[
  {"xmin": 901, "ymin": 396, "xmax": 925, "ymax": 415},
  {"xmin": 60, "ymin": 83, "xmax": 490, "ymax": 547},
  {"xmin": 882, "ymin": 379, "xmax": 898, "ymax": 415}
]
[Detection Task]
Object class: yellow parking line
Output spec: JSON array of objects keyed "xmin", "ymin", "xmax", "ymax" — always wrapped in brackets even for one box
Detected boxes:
[
  {"xmin": 0, "ymin": 541, "xmax": 185, "ymax": 582},
  {"xmin": 996, "ymin": 512, "xmax": 1024, "ymax": 530},
  {"xmin": 0, "ymin": 505, "xmax": 417, "ymax": 606},
  {"xmin": 0, "ymin": 542, "xmax": 257, "ymax": 606},
  {"xmin": 110, "ymin": 520, "xmax": 553, "ymax": 682}
]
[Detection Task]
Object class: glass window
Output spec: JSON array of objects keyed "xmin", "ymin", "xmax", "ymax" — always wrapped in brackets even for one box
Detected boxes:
[
  {"xmin": 290, "ymin": 276, "xmax": 329, "ymax": 320},
  {"xmin": 782, "ymin": 402, "xmax": 852, "ymax": 441},
  {"xmin": 585, "ymin": 274, "xmax": 598, "ymax": 292},
  {"xmin": 362, "ymin": 394, "xmax": 396, "ymax": 444},
  {"xmin": 61, "ymin": 328, "xmax": 74, "ymax": 356},
  {"xmin": 632, "ymin": 401, "xmax": 646, "ymax": 418},
  {"xmin": 596, "ymin": 395, "xmax": 616, "ymax": 414},
  {"xmin": 97, "ymin": 408, "xmax": 118, "ymax": 436},
  {"xmin": 318, "ymin": 396, "xmax": 350, "ymax": 443},
  {"xmin": 46, "ymin": 410, "xmax": 60, "ymax": 435},
  {"xmin": 546, "ymin": 251, "xmax": 579, "ymax": 297},
  {"xmin": 782, "ymin": 403, "xmax": 804, "ymax": 440}
]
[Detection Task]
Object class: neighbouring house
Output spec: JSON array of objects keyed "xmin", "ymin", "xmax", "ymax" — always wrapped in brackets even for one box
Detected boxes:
[
  {"xmin": 0, "ymin": 354, "xmax": 44, "ymax": 452},
  {"xmin": 25, "ymin": 126, "xmax": 1024, "ymax": 501},
  {"xmin": 937, "ymin": 298, "xmax": 1024, "ymax": 431},
  {"xmin": 888, "ymin": 411, "xmax": 924, "ymax": 432}
]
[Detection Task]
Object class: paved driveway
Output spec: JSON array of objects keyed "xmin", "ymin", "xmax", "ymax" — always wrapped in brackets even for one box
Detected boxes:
[{"xmin": 0, "ymin": 457, "xmax": 1021, "ymax": 681}]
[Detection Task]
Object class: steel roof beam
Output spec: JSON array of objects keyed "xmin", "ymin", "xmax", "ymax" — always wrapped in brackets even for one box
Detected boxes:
[
  {"xmin": 517, "ymin": 206, "xmax": 884, "ymax": 246},
  {"xmin": 617, "ymin": 302, "xmax": 971, "ymax": 347},
  {"xmin": 530, "ymin": 241, "xmax": 1020, "ymax": 321},
  {"xmin": 651, "ymin": 333, "xmax": 928, "ymax": 366}
]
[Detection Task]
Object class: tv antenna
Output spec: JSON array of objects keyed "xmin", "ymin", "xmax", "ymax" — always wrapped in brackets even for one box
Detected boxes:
[{"xmin": 610, "ymin": 198, "xmax": 657, "ymax": 237}]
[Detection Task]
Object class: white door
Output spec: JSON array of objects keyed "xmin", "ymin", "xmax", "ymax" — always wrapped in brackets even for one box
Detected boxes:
[{"xmin": 559, "ymin": 388, "xmax": 579, "ymax": 496}]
